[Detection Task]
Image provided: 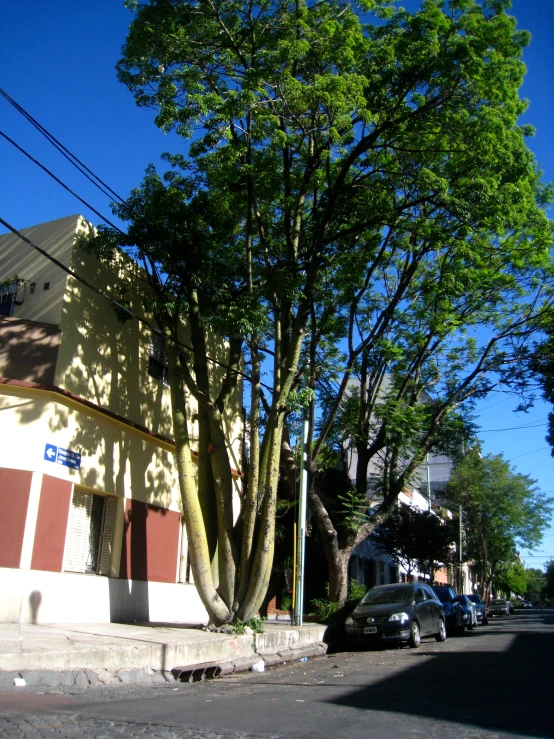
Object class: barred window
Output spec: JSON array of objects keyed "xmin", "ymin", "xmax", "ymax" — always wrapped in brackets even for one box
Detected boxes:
[
  {"xmin": 63, "ymin": 490, "xmax": 116, "ymax": 576},
  {"xmin": 0, "ymin": 283, "xmax": 19, "ymax": 317},
  {"xmin": 148, "ymin": 331, "xmax": 169, "ymax": 385}
]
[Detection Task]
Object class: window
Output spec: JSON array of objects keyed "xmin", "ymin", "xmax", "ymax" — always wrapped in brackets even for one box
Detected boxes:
[
  {"xmin": 63, "ymin": 489, "xmax": 116, "ymax": 575},
  {"xmin": 0, "ymin": 283, "xmax": 19, "ymax": 317},
  {"xmin": 148, "ymin": 331, "xmax": 169, "ymax": 385}
]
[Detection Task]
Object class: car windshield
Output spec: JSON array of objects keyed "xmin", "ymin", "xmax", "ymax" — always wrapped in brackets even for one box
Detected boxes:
[
  {"xmin": 432, "ymin": 588, "xmax": 451, "ymax": 601},
  {"xmin": 360, "ymin": 585, "xmax": 412, "ymax": 605},
  {"xmin": 468, "ymin": 595, "xmax": 481, "ymax": 603},
  {"xmin": 491, "ymin": 600, "xmax": 506, "ymax": 605}
]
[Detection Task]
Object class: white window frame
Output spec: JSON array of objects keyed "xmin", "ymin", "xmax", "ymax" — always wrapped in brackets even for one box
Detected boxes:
[{"xmin": 63, "ymin": 489, "xmax": 117, "ymax": 576}]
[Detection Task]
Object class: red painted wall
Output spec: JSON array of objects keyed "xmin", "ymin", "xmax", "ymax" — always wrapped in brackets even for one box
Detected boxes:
[
  {"xmin": 119, "ymin": 499, "xmax": 180, "ymax": 583},
  {"xmin": 31, "ymin": 475, "xmax": 72, "ymax": 572},
  {"xmin": 0, "ymin": 468, "xmax": 32, "ymax": 568}
]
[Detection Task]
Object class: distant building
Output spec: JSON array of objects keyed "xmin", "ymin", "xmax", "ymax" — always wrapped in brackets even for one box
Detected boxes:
[{"xmin": 0, "ymin": 215, "xmax": 243, "ymax": 624}]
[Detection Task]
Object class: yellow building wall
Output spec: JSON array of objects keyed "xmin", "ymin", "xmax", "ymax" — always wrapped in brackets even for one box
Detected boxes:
[
  {"xmin": 0, "ymin": 387, "xmax": 180, "ymax": 511},
  {"xmin": 0, "ymin": 214, "xmax": 82, "ymax": 325},
  {"xmin": 0, "ymin": 214, "xmax": 244, "ymax": 506}
]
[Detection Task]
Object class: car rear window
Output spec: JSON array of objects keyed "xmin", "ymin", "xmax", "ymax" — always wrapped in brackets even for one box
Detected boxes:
[{"xmin": 432, "ymin": 587, "xmax": 453, "ymax": 601}]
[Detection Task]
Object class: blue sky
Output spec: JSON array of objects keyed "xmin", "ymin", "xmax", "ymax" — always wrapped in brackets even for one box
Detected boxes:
[{"xmin": 1, "ymin": 1, "xmax": 553, "ymax": 571}]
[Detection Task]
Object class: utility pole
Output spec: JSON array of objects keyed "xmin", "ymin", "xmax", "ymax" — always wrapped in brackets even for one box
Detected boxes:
[
  {"xmin": 459, "ymin": 505, "xmax": 463, "ymax": 593},
  {"xmin": 459, "ymin": 438, "xmax": 466, "ymax": 593},
  {"xmin": 293, "ymin": 368, "xmax": 309, "ymax": 626}
]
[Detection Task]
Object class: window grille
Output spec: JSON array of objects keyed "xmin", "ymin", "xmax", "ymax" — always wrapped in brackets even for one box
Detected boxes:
[
  {"xmin": 148, "ymin": 331, "xmax": 169, "ymax": 384},
  {"xmin": 63, "ymin": 490, "xmax": 116, "ymax": 575},
  {"xmin": 0, "ymin": 283, "xmax": 19, "ymax": 317}
]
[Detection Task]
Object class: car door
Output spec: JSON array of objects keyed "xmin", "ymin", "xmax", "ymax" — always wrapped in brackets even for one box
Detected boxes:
[
  {"xmin": 423, "ymin": 585, "xmax": 441, "ymax": 629},
  {"xmin": 413, "ymin": 585, "xmax": 432, "ymax": 635}
]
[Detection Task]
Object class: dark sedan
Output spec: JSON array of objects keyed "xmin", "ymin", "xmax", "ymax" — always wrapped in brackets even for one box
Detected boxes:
[
  {"xmin": 488, "ymin": 599, "xmax": 510, "ymax": 617},
  {"xmin": 455, "ymin": 594, "xmax": 478, "ymax": 629},
  {"xmin": 432, "ymin": 585, "xmax": 465, "ymax": 634},
  {"xmin": 466, "ymin": 593, "xmax": 488, "ymax": 624},
  {"xmin": 345, "ymin": 582, "xmax": 446, "ymax": 648}
]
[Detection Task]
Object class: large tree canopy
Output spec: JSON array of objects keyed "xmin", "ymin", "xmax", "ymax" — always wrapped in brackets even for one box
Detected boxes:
[
  {"xmin": 443, "ymin": 451, "xmax": 553, "ymax": 600},
  {"xmin": 85, "ymin": 0, "xmax": 553, "ymax": 621}
]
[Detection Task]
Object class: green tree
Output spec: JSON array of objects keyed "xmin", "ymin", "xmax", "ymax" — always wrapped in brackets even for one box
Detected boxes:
[
  {"xmin": 444, "ymin": 451, "xmax": 553, "ymax": 601},
  {"xmin": 525, "ymin": 566, "xmax": 546, "ymax": 600},
  {"xmin": 87, "ymin": 0, "xmax": 553, "ymax": 621},
  {"xmin": 370, "ymin": 505, "xmax": 455, "ymax": 581},
  {"xmin": 493, "ymin": 558, "xmax": 527, "ymax": 597},
  {"xmin": 530, "ymin": 337, "xmax": 554, "ymax": 454},
  {"xmin": 544, "ymin": 559, "xmax": 554, "ymax": 599}
]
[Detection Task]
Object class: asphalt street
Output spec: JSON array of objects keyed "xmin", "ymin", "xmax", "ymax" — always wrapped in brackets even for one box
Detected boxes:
[{"xmin": 1, "ymin": 610, "xmax": 553, "ymax": 739}]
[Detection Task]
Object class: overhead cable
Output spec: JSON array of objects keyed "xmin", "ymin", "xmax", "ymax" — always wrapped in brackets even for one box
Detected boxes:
[
  {"xmin": 0, "ymin": 87, "xmax": 125, "ymax": 204},
  {"xmin": 0, "ymin": 129, "xmax": 125, "ymax": 235}
]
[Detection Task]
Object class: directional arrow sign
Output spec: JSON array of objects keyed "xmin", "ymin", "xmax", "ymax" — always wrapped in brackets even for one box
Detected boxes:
[{"xmin": 44, "ymin": 443, "xmax": 81, "ymax": 470}]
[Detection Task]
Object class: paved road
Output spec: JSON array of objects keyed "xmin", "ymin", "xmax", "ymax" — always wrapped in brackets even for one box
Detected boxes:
[{"xmin": 1, "ymin": 611, "xmax": 553, "ymax": 738}]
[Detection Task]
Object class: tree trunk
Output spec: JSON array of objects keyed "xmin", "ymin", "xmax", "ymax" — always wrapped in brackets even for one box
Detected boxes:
[
  {"xmin": 328, "ymin": 550, "xmax": 350, "ymax": 604},
  {"xmin": 309, "ymin": 485, "xmax": 351, "ymax": 605},
  {"xmin": 165, "ymin": 329, "xmax": 231, "ymax": 624}
]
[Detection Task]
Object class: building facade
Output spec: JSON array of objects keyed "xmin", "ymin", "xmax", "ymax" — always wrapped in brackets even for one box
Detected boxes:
[{"xmin": 0, "ymin": 215, "xmax": 243, "ymax": 624}]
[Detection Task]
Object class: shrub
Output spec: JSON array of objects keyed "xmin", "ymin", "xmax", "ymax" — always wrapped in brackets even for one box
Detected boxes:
[{"xmin": 232, "ymin": 616, "xmax": 267, "ymax": 635}]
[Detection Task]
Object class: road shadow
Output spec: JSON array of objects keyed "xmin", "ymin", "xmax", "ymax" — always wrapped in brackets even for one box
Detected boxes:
[{"xmin": 327, "ymin": 616, "xmax": 554, "ymax": 737}]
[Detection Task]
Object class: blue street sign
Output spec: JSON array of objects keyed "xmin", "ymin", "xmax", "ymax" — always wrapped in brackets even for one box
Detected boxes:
[{"xmin": 44, "ymin": 443, "xmax": 81, "ymax": 471}]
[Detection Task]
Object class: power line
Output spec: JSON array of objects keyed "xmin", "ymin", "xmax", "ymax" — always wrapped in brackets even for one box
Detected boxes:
[
  {"xmin": 0, "ymin": 87, "xmax": 125, "ymax": 204},
  {"xmin": 0, "ymin": 216, "xmax": 277, "ymax": 394},
  {"xmin": 0, "ymin": 129, "xmax": 125, "ymax": 235},
  {"xmin": 508, "ymin": 446, "xmax": 551, "ymax": 461},
  {"xmin": 480, "ymin": 420, "xmax": 548, "ymax": 434}
]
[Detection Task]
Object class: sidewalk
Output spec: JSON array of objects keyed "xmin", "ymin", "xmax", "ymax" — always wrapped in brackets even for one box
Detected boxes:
[{"xmin": 0, "ymin": 621, "xmax": 328, "ymax": 687}]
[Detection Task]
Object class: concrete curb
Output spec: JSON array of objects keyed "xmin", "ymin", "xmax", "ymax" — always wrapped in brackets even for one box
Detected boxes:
[{"xmin": 0, "ymin": 623, "xmax": 328, "ymax": 688}]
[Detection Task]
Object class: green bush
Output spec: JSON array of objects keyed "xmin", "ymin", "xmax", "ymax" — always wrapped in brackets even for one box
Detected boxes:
[
  {"xmin": 280, "ymin": 594, "xmax": 292, "ymax": 611},
  {"xmin": 310, "ymin": 597, "xmax": 341, "ymax": 623},
  {"xmin": 348, "ymin": 579, "xmax": 367, "ymax": 602},
  {"xmin": 232, "ymin": 616, "xmax": 267, "ymax": 635},
  {"xmin": 309, "ymin": 580, "xmax": 368, "ymax": 624}
]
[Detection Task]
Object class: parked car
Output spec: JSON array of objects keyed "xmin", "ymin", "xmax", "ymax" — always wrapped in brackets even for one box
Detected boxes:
[
  {"xmin": 455, "ymin": 594, "xmax": 478, "ymax": 629},
  {"xmin": 488, "ymin": 599, "xmax": 510, "ymax": 617},
  {"xmin": 522, "ymin": 600, "xmax": 533, "ymax": 609},
  {"xmin": 466, "ymin": 594, "xmax": 488, "ymax": 624},
  {"xmin": 432, "ymin": 585, "xmax": 465, "ymax": 634},
  {"xmin": 344, "ymin": 582, "xmax": 447, "ymax": 648}
]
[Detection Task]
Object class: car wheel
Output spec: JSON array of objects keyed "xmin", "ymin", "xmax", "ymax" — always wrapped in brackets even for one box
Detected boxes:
[
  {"xmin": 435, "ymin": 619, "xmax": 447, "ymax": 642},
  {"xmin": 408, "ymin": 622, "xmax": 421, "ymax": 648}
]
